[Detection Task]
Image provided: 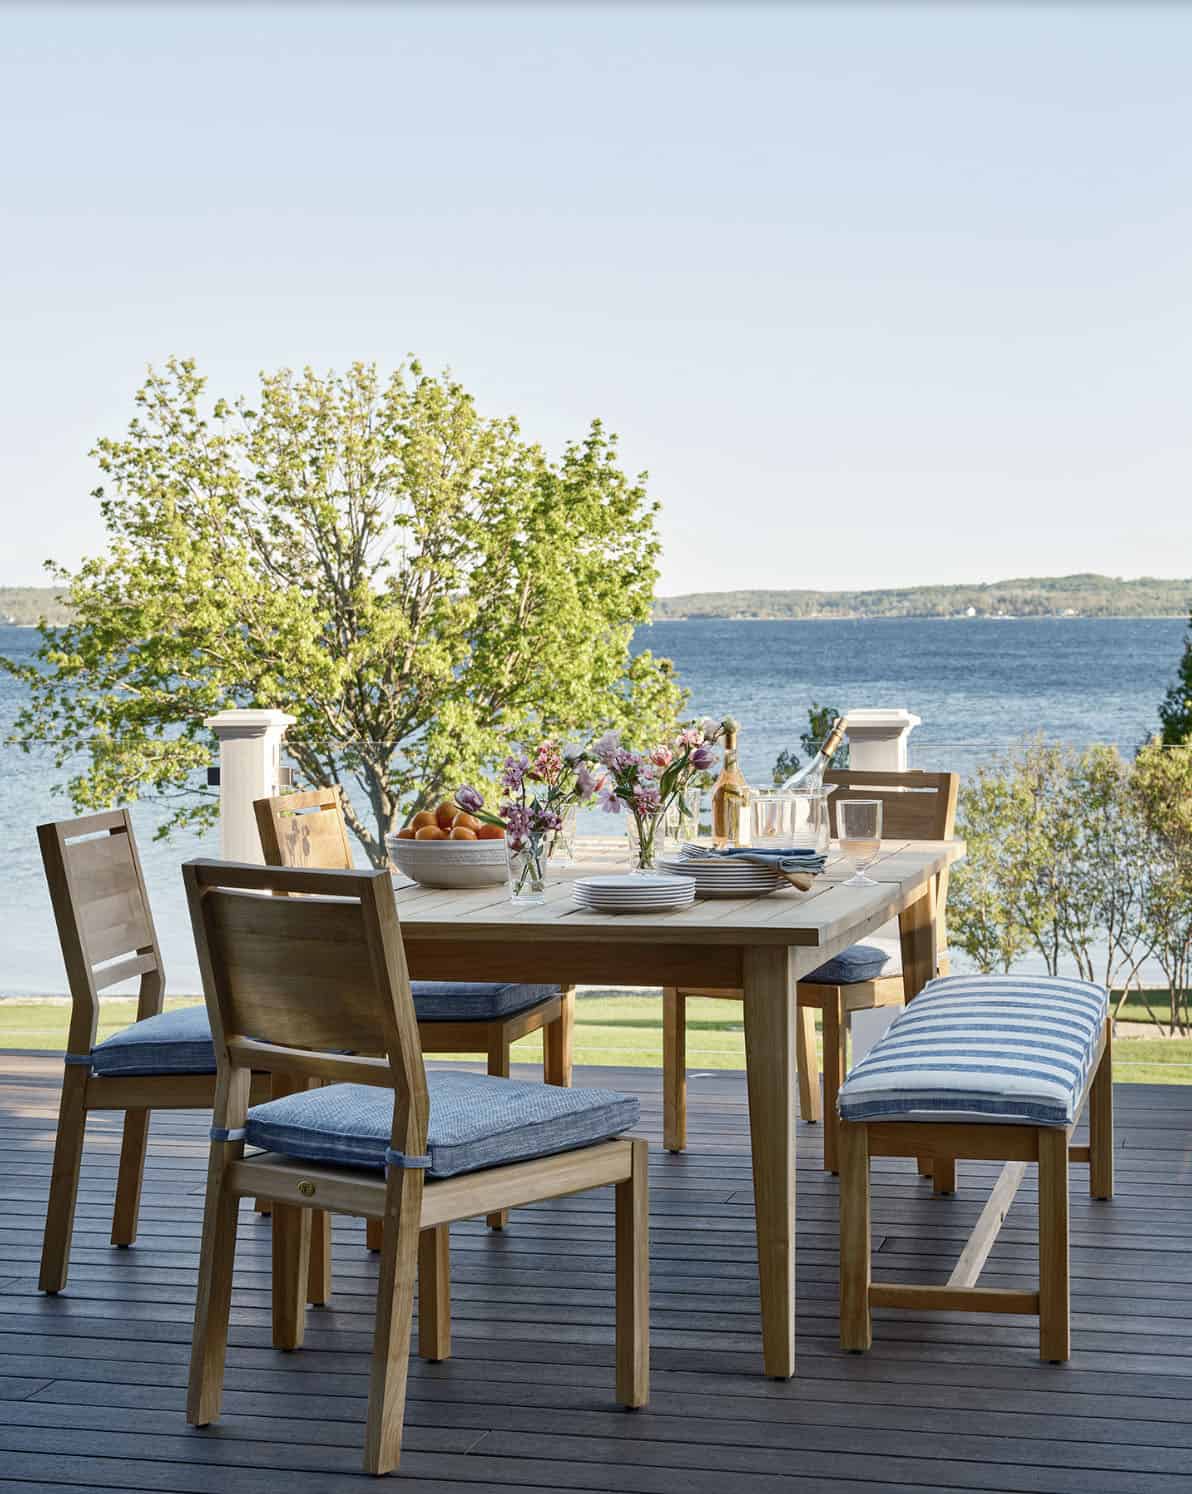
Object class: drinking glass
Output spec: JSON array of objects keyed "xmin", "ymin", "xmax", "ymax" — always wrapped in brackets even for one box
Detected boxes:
[{"xmin": 837, "ymin": 798, "xmax": 883, "ymax": 886}]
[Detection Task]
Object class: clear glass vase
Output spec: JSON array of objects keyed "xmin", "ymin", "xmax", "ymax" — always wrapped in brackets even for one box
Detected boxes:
[
  {"xmin": 506, "ymin": 833, "xmax": 548, "ymax": 904},
  {"xmin": 546, "ymin": 805, "xmax": 578, "ymax": 867},
  {"xmin": 625, "ymin": 810, "xmax": 662, "ymax": 873}
]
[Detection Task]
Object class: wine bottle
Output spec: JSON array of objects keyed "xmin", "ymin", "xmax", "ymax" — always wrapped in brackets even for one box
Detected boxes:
[
  {"xmin": 711, "ymin": 719, "xmax": 749, "ymax": 847},
  {"xmin": 780, "ymin": 717, "xmax": 848, "ymax": 791}
]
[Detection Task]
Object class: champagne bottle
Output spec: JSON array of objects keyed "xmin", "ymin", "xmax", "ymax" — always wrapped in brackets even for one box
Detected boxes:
[
  {"xmin": 711, "ymin": 719, "xmax": 749, "ymax": 847},
  {"xmin": 780, "ymin": 717, "xmax": 848, "ymax": 791}
]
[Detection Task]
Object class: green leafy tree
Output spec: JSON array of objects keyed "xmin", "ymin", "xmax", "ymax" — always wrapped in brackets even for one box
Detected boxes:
[
  {"xmin": 1130, "ymin": 740, "xmax": 1192, "ymax": 1033},
  {"xmin": 1158, "ymin": 611, "xmax": 1192, "ymax": 744},
  {"xmin": 3, "ymin": 358, "xmax": 686, "ymax": 864}
]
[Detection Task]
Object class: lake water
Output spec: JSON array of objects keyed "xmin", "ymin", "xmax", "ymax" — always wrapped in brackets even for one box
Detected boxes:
[{"xmin": 1, "ymin": 617, "xmax": 1184, "ymax": 995}]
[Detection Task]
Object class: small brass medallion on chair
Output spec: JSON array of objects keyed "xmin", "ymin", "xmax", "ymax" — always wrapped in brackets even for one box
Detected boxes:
[{"xmin": 297, "ymin": 1181, "xmax": 316, "ymax": 1198}]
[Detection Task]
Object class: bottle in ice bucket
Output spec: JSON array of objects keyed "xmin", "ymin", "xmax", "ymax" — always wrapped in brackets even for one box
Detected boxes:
[
  {"xmin": 711, "ymin": 718, "xmax": 749, "ymax": 847},
  {"xmin": 780, "ymin": 716, "xmax": 848, "ymax": 792}
]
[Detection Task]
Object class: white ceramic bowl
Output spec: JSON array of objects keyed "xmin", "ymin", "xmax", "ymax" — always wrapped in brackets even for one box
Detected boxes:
[{"xmin": 386, "ymin": 834, "xmax": 508, "ymax": 888}]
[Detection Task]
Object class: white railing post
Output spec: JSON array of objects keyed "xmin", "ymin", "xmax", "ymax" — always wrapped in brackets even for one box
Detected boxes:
[
  {"xmin": 843, "ymin": 707, "xmax": 921, "ymax": 771},
  {"xmin": 204, "ymin": 708, "xmax": 296, "ymax": 863}
]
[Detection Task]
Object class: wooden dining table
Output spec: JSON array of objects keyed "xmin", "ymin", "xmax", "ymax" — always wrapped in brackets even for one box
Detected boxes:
[{"xmin": 388, "ymin": 835, "xmax": 964, "ymax": 1379}]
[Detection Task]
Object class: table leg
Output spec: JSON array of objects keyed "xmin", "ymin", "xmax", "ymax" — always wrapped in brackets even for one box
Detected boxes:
[
  {"xmin": 899, "ymin": 880, "xmax": 947, "ymax": 1187},
  {"xmin": 742, "ymin": 944, "xmax": 796, "ymax": 1379}
]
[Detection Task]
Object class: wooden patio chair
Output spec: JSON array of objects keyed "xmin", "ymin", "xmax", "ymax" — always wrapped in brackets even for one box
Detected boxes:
[
  {"xmin": 254, "ymin": 785, "xmax": 576, "ymax": 1233},
  {"xmin": 664, "ymin": 769, "xmax": 959, "ymax": 1173},
  {"xmin": 35, "ymin": 809, "xmax": 269, "ymax": 1294},
  {"xmin": 183, "ymin": 859, "xmax": 648, "ymax": 1475}
]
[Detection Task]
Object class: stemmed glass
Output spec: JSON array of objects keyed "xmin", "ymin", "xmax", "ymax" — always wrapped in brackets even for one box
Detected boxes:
[{"xmin": 837, "ymin": 799, "xmax": 883, "ymax": 886}]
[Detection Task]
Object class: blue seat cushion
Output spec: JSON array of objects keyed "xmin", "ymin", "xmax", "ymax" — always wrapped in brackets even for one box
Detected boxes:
[
  {"xmin": 411, "ymin": 982, "xmax": 558, "ymax": 1023},
  {"xmin": 245, "ymin": 1070, "xmax": 639, "ymax": 1179},
  {"xmin": 90, "ymin": 1004, "xmax": 216, "ymax": 1077},
  {"xmin": 806, "ymin": 937, "xmax": 901, "ymax": 986},
  {"xmin": 837, "ymin": 974, "xmax": 1109, "ymax": 1128}
]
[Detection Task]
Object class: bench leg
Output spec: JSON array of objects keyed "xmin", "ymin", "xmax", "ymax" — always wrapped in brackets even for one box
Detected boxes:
[
  {"xmin": 1038, "ymin": 1128, "xmax": 1070, "ymax": 1362},
  {"xmin": 1090, "ymin": 1024, "xmax": 1114, "ymax": 1201},
  {"xmin": 663, "ymin": 988, "xmax": 687, "ymax": 1154},
  {"xmin": 418, "ymin": 1224, "xmax": 451, "ymax": 1362},
  {"xmin": 544, "ymin": 986, "xmax": 575, "ymax": 1088},
  {"xmin": 933, "ymin": 1157, "xmax": 957, "ymax": 1196},
  {"xmin": 838, "ymin": 1118, "xmax": 872, "ymax": 1352}
]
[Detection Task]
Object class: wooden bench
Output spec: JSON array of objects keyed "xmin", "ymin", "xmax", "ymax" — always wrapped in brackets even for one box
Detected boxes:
[{"xmin": 837, "ymin": 974, "xmax": 1113, "ymax": 1362}]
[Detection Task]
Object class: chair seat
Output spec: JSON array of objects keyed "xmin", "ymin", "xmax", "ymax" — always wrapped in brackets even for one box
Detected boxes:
[
  {"xmin": 806, "ymin": 937, "xmax": 901, "ymax": 986},
  {"xmin": 411, "ymin": 982, "xmax": 558, "ymax": 1023},
  {"xmin": 837, "ymin": 974, "xmax": 1109, "ymax": 1128},
  {"xmin": 245, "ymin": 1070, "xmax": 639, "ymax": 1179},
  {"xmin": 90, "ymin": 1004, "xmax": 216, "ymax": 1077}
]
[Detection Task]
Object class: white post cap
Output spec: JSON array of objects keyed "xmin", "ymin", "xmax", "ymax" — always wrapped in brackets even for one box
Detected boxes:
[
  {"xmin": 204, "ymin": 708, "xmax": 296, "ymax": 738},
  {"xmin": 844, "ymin": 708, "xmax": 922, "ymax": 772}
]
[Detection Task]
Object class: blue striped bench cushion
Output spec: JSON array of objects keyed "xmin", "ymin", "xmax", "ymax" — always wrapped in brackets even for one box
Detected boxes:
[
  {"xmin": 90, "ymin": 1004, "xmax": 216, "ymax": 1077},
  {"xmin": 411, "ymin": 982, "xmax": 557, "ymax": 1022},
  {"xmin": 837, "ymin": 974, "xmax": 1109, "ymax": 1127},
  {"xmin": 806, "ymin": 937, "xmax": 901, "ymax": 986},
  {"xmin": 245, "ymin": 1070, "xmax": 639, "ymax": 1179}
]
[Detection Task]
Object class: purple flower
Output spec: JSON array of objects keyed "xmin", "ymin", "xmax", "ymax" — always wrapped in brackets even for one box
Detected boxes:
[
  {"xmin": 499, "ymin": 754, "xmax": 529, "ymax": 794},
  {"xmin": 690, "ymin": 744, "xmax": 715, "ymax": 770},
  {"xmin": 592, "ymin": 730, "xmax": 623, "ymax": 767},
  {"xmin": 504, "ymin": 803, "xmax": 532, "ymax": 850},
  {"xmin": 632, "ymin": 784, "xmax": 662, "ymax": 816},
  {"xmin": 455, "ymin": 785, "xmax": 484, "ymax": 815},
  {"xmin": 598, "ymin": 784, "xmax": 623, "ymax": 814},
  {"xmin": 533, "ymin": 806, "xmax": 562, "ymax": 832},
  {"xmin": 575, "ymin": 762, "xmax": 602, "ymax": 798}
]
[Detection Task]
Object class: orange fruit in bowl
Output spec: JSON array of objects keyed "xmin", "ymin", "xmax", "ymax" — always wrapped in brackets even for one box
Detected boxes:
[
  {"xmin": 414, "ymin": 825, "xmax": 447, "ymax": 841},
  {"xmin": 394, "ymin": 826, "xmax": 416, "ymax": 840},
  {"xmin": 477, "ymin": 823, "xmax": 505, "ymax": 840},
  {"xmin": 451, "ymin": 811, "xmax": 481, "ymax": 833},
  {"xmin": 410, "ymin": 810, "xmax": 437, "ymax": 830},
  {"xmin": 435, "ymin": 800, "xmax": 459, "ymax": 830},
  {"xmin": 449, "ymin": 826, "xmax": 478, "ymax": 840}
]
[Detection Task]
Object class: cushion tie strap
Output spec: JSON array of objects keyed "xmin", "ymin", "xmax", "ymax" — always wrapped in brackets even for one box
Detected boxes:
[
  {"xmin": 63, "ymin": 1053, "xmax": 93, "ymax": 1067},
  {"xmin": 385, "ymin": 1148, "xmax": 430, "ymax": 1170},
  {"xmin": 210, "ymin": 1126, "xmax": 246, "ymax": 1143}
]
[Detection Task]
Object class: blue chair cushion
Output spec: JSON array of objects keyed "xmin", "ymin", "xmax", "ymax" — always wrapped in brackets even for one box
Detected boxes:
[
  {"xmin": 837, "ymin": 974, "xmax": 1109, "ymax": 1128},
  {"xmin": 807, "ymin": 937, "xmax": 901, "ymax": 985},
  {"xmin": 245, "ymin": 1070, "xmax": 639, "ymax": 1180},
  {"xmin": 411, "ymin": 982, "xmax": 558, "ymax": 1023},
  {"xmin": 90, "ymin": 1004, "xmax": 216, "ymax": 1077}
]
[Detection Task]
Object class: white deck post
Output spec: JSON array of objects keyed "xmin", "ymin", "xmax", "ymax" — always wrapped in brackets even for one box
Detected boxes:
[
  {"xmin": 204, "ymin": 708, "xmax": 296, "ymax": 863},
  {"xmin": 843, "ymin": 708, "xmax": 921, "ymax": 772}
]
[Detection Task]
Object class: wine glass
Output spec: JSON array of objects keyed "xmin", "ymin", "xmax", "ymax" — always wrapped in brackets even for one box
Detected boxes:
[{"xmin": 837, "ymin": 798, "xmax": 883, "ymax": 886}]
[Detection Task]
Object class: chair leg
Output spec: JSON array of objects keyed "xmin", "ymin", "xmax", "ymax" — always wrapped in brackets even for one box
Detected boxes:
[
  {"xmin": 838, "ymin": 1118, "xmax": 872, "ymax": 1352},
  {"xmin": 186, "ymin": 1166, "xmax": 242, "ymax": 1427},
  {"xmin": 615, "ymin": 1137, "xmax": 649, "ymax": 1407},
  {"xmin": 486, "ymin": 1032, "xmax": 511, "ymax": 1230},
  {"xmin": 544, "ymin": 986, "xmax": 575, "ymax": 1087},
  {"xmin": 272, "ymin": 1203, "xmax": 311, "ymax": 1350},
  {"xmin": 39, "ymin": 1065, "xmax": 90, "ymax": 1294},
  {"xmin": 662, "ymin": 987, "xmax": 687, "ymax": 1154},
  {"xmin": 1038, "ymin": 1128, "xmax": 1070, "ymax": 1362},
  {"xmin": 307, "ymin": 1210, "xmax": 332, "ymax": 1307},
  {"xmin": 822, "ymin": 996, "xmax": 844, "ymax": 1173},
  {"xmin": 1090, "ymin": 1023, "xmax": 1114, "ymax": 1201},
  {"xmin": 363, "ymin": 1177, "xmax": 423, "ymax": 1475},
  {"xmin": 933, "ymin": 1157, "xmax": 957, "ymax": 1196},
  {"xmin": 111, "ymin": 1107, "xmax": 150, "ymax": 1247},
  {"xmin": 418, "ymin": 1224, "xmax": 451, "ymax": 1361},
  {"xmin": 796, "ymin": 1002, "xmax": 823, "ymax": 1126}
]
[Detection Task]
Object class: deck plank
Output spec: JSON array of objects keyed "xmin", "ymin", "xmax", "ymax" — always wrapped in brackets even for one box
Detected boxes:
[{"xmin": 0, "ymin": 1051, "xmax": 1188, "ymax": 1492}]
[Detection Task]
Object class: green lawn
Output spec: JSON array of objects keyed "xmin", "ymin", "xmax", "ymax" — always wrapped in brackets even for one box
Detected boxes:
[{"xmin": 2, "ymin": 991, "xmax": 1190, "ymax": 1083}]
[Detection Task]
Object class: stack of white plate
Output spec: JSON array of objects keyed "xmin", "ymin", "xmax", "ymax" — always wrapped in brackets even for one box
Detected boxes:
[
  {"xmin": 573, "ymin": 873, "xmax": 696, "ymax": 914},
  {"xmin": 657, "ymin": 853, "xmax": 783, "ymax": 899}
]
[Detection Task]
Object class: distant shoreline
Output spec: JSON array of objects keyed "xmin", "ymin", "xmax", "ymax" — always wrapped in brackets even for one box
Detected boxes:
[{"xmin": 645, "ymin": 613, "xmax": 1188, "ymax": 624}]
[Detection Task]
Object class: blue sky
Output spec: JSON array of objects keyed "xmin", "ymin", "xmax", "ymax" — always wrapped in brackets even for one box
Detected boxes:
[{"xmin": 2, "ymin": 1, "xmax": 1190, "ymax": 594}]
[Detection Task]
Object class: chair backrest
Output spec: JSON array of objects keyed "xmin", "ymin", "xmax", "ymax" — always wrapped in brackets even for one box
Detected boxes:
[
  {"xmin": 824, "ymin": 769, "xmax": 959, "ymax": 952},
  {"xmin": 38, "ymin": 809, "xmax": 165, "ymax": 1054},
  {"xmin": 255, "ymin": 786, "xmax": 354, "ymax": 871},
  {"xmin": 183, "ymin": 860, "xmax": 427, "ymax": 1150}
]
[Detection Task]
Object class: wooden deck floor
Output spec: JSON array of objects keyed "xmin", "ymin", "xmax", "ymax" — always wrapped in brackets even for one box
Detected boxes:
[{"xmin": 1, "ymin": 1054, "xmax": 1190, "ymax": 1493}]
